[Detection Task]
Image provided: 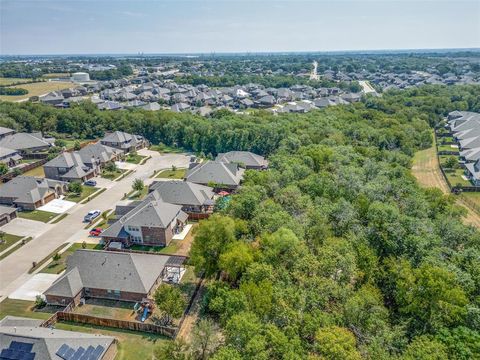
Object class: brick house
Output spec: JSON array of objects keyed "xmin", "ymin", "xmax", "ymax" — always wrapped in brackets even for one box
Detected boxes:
[
  {"xmin": 44, "ymin": 249, "xmax": 175, "ymax": 305},
  {"xmin": 101, "ymin": 192, "xmax": 188, "ymax": 247},
  {"xmin": 100, "ymin": 131, "xmax": 146, "ymax": 154}
]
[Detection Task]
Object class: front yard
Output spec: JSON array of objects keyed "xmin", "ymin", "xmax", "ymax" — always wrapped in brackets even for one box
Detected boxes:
[
  {"xmin": 18, "ymin": 209, "xmax": 57, "ymax": 223},
  {"xmin": 40, "ymin": 242, "xmax": 103, "ymax": 274},
  {"xmin": 101, "ymin": 169, "xmax": 125, "ymax": 180},
  {"xmin": 125, "ymin": 154, "xmax": 146, "ymax": 164},
  {"xmin": 155, "ymin": 168, "xmax": 186, "ymax": 179},
  {"xmin": 0, "ymin": 233, "xmax": 24, "ymax": 253},
  {"xmin": 65, "ymin": 186, "xmax": 99, "ymax": 202}
]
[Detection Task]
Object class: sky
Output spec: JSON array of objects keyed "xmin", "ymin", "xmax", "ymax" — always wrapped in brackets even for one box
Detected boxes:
[{"xmin": 1, "ymin": 0, "xmax": 479, "ymax": 55}]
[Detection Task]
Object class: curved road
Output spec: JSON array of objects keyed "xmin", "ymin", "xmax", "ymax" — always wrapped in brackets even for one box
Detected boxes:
[{"xmin": 0, "ymin": 150, "xmax": 190, "ymax": 301}]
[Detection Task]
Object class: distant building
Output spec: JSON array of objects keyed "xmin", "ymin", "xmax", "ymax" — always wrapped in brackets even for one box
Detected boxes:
[{"xmin": 72, "ymin": 72, "xmax": 90, "ymax": 82}]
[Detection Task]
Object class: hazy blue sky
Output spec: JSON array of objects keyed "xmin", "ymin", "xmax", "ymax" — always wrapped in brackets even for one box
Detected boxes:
[{"xmin": 1, "ymin": 0, "xmax": 479, "ymax": 55}]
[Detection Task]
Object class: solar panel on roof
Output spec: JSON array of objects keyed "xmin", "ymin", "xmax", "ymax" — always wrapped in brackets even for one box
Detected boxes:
[
  {"xmin": 89, "ymin": 345, "xmax": 104, "ymax": 360},
  {"xmin": 79, "ymin": 346, "xmax": 95, "ymax": 360},
  {"xmin": 56, "ymin": 344, "xmax": 70, "ymax": 358},
  {"xmin": 64, "ymin": 347, "xmax": 75, "ymax": 360},
  {"xmin": 21, "ymin": 353, "xmax": 35, "ymax": 360},
  {"xmin": 10, "ymin": 342, "xmax": 33, "ymax": 353},
  {"xmin": 71, "ymin": 347, "xmax": 85, "ymax": 360}
]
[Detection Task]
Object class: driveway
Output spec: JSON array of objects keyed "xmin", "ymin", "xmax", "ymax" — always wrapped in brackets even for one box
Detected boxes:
[
  {"xmin": 0, "ymin": 218, "xmax": 53, "ymax": 238},
  {"xmin": 0, "ymin": 151, "xmax": 191, "ymax": 301},
  {"xmin": 38, "ymin": 198, "xmax": 76, "ymax": 214},
  {"xmin": 8, "ymin": 273, "xmax": 60, "ymax": 301}
]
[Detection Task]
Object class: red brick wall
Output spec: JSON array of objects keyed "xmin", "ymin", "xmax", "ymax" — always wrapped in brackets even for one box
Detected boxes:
[
  {"xmin": 141, "ymin": 223, "xmax": 172, "ymax": 246},
  {"xmin": 46, "ymin": 290, "xmax": 83, "ymax": 306},
  {"xmin": 87, "ymin": 288, "xmax": 146, "ymax": 302}
]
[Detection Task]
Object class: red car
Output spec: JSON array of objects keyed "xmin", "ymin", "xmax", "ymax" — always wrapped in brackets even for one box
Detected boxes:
[{"xmin": 89, "ymin": 227, "xmax": 103, "ymax": 236}]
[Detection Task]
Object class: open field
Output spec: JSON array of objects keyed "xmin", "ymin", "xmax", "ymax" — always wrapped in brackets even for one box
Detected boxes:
[
  {"xmin": 18, "ymin": 209, "xmax": 57, "ymax": 223},
  {"xmin": 412, "ymin": 144, "xmax": 480, "ymax": 228},
  {"xmin": 0, "ymin": 77, "xmax": 34, "ymax": 86},
  {"xmin": 0, "ymin": 81, "xmax": 74, "ymax": 101}
]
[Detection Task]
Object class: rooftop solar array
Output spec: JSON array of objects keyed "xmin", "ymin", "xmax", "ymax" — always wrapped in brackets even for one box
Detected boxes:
[
  {"xmin": 0, "ymin": 341, "xmax": 35, "ymax": 360},
  {"xmin": 56, "ymin": 344, "xmax": 105, "ymax": 360}
]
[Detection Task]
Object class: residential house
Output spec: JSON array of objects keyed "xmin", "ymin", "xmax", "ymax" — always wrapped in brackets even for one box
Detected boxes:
[
  {"xmin": 215, "ymin": 151, "xmax": 268, "ymax": 170},
  {"xmin": 465, "ymin": 159, "xmax": 480, "ymax": 186},
  {"xmin": 100, "ymin": 131, "xmax": 146, "ymax": 153},
  {"xmin": 185, "ymin": 160, "xmax": 245, "ymax": 190},
  {"xmin": 0, "ymin": 316, "xmax": 117, "ymax": 360},
  {"xmin": 101, "ymin": 193, "xmax": 188, "ymax": 247},
  {"xmin": 0, "ymin": 176, "xmax": 67, "ymax": 210},
  {"xmin": 0, "ymin": 133, "xmax": 52, "ymax": 155},
  {"xmin": 0, "ymin": 147, "xmax": 22, "ymax": 167},
  {"xmin": 78, "ymin": 143, "xmax": 122, "ymax": 169},
  {"xmin": 0, "ymin": 205, "xmax": 17, "ymax": 226},
  {"xmin": 44, "ymin": 152, "xmax": 97, "ymax": 182},
  {"xmin": 148, "ymin": 180, "xmax": 215, "ymax": 215},
  {"xmin": 0, "ymin": 127, "xmax": 15, "ymax": 139},
  {"xmin": 44, "ymin": 249, "xmax": 181, "ymax": 304}
]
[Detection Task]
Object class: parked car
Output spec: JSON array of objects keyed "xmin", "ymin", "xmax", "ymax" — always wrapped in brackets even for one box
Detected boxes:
[
  {"xmin": 84, "ymin": 210, "xmax": 101, "ymax": 222},
  {"xmin": 84, "ymin": 179, "xmax": 97, "ymax": 186},
  {"xmin": 89, "ymin": 227, "xmax": 103, "ymax": 236}
]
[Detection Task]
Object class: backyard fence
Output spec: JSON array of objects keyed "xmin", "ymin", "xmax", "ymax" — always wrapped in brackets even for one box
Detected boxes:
[
  {"xmin": 56, "ymin": 312, "xmax": 177, "ymax": 338},
  {"xmin": 0, "ymin": 158, "xmax": 48, "ymax": 183}
]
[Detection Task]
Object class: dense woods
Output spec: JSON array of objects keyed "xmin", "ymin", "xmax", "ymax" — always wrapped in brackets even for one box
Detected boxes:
[{"xmin": 1, "ymin": 84, "xmax": 480, "ymax": 358}]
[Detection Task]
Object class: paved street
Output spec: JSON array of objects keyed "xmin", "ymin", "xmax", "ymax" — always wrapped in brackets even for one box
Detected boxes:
[{"xmin": 0, "ymin": 149, "xmax": 190, "ymax": 301}]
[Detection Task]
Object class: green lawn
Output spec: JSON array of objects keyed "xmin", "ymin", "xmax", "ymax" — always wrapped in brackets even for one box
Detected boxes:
[
  {"xmin": 101, "ymin": 169, "xmax": 124, "ymax": 180},
  {"xmin": 18, "ymin": 210, "xmax": 57, "ymax": 223},
  {"xmin": 40, "ymin": 242, "xmax": 102, "ymax": 274},
  {"xmin": 0, "ymin": 237, "xmax": 32, "ymax": 261},
  {"xmin": 126, "ymin": 187, "xmax": 148, "ymax": 200},
  {"xmin": 65, "ymin": 186, "xmax": 99, "ymax": 202},
  {"xmin": 149, "ymin": 144, "xmax": 186, "ymax": 154},
  {"xmin": 437, "ymin": 144, "xmax": 459, "ymax": 153},
  {"xmin": 125, "ymin": 154, "xmax": 146, "ymax": 164},
  {"xmin": 22, "ymin": 165, "xmax": 45, "ymax": 178},
  {"xmin": 444, "ymin": 168, "xmax": 472, "ymax": 187},
  {"xmin": 0, "ymin": 299, "xmax": 51, "ymax": 321},
  {"xmin": 55, "ymin": 321, "xmax": 167, "ymax": 360},
  {"xmin": 130, "ymin": 240, "xmax": 180, "ymax": 255},
  {"xmin": 155, "ymin": 168, "xmax": 186, "ymax": 179},
  {"xmin": 0, "ymin": 233, "xmax": 24, "ymax": 253}
]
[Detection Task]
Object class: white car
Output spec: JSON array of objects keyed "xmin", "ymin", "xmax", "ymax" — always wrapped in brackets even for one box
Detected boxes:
[{"xmin": 84, "ymin": 210, "xmax": 101, "ymax": 222}]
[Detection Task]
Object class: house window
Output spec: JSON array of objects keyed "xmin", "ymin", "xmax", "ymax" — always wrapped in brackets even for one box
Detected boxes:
[
  {"xmin": 131, "ymin": 236, "xmax": 142, "ymax": 243},
  {"xmin": 128, "ymin": 226, "xmax": 139, "ymax": 232}
]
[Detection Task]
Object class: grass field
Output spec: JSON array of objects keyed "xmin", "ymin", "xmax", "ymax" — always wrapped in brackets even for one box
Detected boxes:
[
  {"xmin": 0, "ymin": 77, "xmax": 34, "ymax": 86},
  {"xmin": 56, "ymin": 321, "xmax": 166, "ymax": 360},
  {"xmin": 0, "ymin": 233, "xmax": 24, "ymax": 253},
  {"xmin": 155, "ymin": 168, "xmax": 186, "ymax": 179},
  {"xmin": 444, "ymin": 169, "xmax": 471, "ymax": 187},
  {"xmin": 40, "ymin": 242, "xmax": 102, "ymax": 274},
  {"xmin": 18, "ymin": 209, "xmax": 57, "ymax": 223},
  {"xmin": 22, "ymin": 165, "xmax": 45, "ymax": 178},
  {"xmin": 101, "ymin": 169, "xmax": 125, "ymax": 180},
  {"xmin": 0, "ymin": 299, "xmax": 51, "ymax": 321},
  {"xmin": 130, "ymin": 240, "xmax": 180, "ymax": 255},
  {"xmin": 149, "ymin": 144, "xmax": 186, "ymax": 154},
  {"xmin": 65, "ymin": 186, "xmax": 99, "ymax": 202},
  {"xmin": 125, "ymin": 154, "xmax": 146, "ymax": 164},
  {"xmin": 0, "ymin": 81, "xmax": 75, "ymax": 101}
]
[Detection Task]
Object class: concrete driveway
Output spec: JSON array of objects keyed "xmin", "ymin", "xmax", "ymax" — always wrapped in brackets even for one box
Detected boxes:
[
  {"xmin": 0, "ymin": 218, "xmax": 53, "ymax": 238},
  {"xmin": 0, "ymin": 150, "xmax": 190, "ymax": 301},
  {"xmin": 9, "ymin": 273, "xmax": 60, "ymax": 301},
  {"xmin": 38, "ymin": 198, "xmax": 76, "ymax": 214}
]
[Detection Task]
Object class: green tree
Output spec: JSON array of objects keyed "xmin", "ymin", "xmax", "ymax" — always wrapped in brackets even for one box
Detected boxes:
[
  {"xmin": 401, "ymin": 336, "xmax": 448, "ymax": 360},
  {"xmin": 0, "ymin": 163, "xmax": 8, "ymax": 176},
  {"xmin": 190, "ymin": 319, "xmax": 219, "ymax": 360},
  {"xmin": 314, "ymin": 326, "xmax": 362, "ymax": 360},
  {"xmin": 154, "ymin": 339, "xmax": 190, "ymax": 360},
  {"xmin": 54, "ymin": 139, "xmax": 67, "ymax": 148},
  {"xmin": 445, "ymin": 156, "xmax": 458, "ymax": 169},
  {"xmin": 190, "ymin": 215, "xmax": 237, "ymax": 277},
  {"xmin": 73, "ymin": 140, "xmax": 81, "ymax": 151},
  {"xmin": 104, "ymin": 161, "xmax": 117, "ymax": 172},
  {"xmin": 219, "ymin": 242, "xmax": 254, "ymax": 282},
  {"xmin": 153, "ymin": 284, "xmax": 186, "ymax": 324},
  {"xmin": 132, "ymin": 178, "xmax": 144, "ymax": 192},
  {"xmin": 68, "ymin": 181, "xmax": 82, "ymax": 195}
]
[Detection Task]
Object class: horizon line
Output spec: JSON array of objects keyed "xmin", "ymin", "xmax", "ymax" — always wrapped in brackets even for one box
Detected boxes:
[{"xmin": 1, "ymin": 47, "xmax": 480, "ymax": 58}]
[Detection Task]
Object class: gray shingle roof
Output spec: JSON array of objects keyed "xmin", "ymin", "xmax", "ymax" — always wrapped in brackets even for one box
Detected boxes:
[
  {"xmin": 216, "ymin": 151, "xmax": 268, "ymax": 168},
  {"xmin": 45, "ymin": 249, "xmax": 170, "ymax": 295},
  {"xmin": 0, "ymin": 316, "xmax": 115, "ymax": 360},
  {"xmin": 0, "ymin": 176, "xmax": 66, "ymax": 204},
  {"xmin": 149, "ymin": 180, "xmax": 214, "ymax": 206},
  {"xmin": 186, "ymin": 161, "xmax": 244, "ymax": 187},
  {"xmin": 0, "ymin": 133, "xmax": 50, "ymax": 151}
]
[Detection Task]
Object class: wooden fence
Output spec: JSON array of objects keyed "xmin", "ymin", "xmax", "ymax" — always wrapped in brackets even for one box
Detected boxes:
[
  {"xmin": 0, "ymin": 158, "xmax": 48, "ymax": 183},
  {"xmin": 57, "ymin": 312, "xmax": 177, "ymax": 338}
]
